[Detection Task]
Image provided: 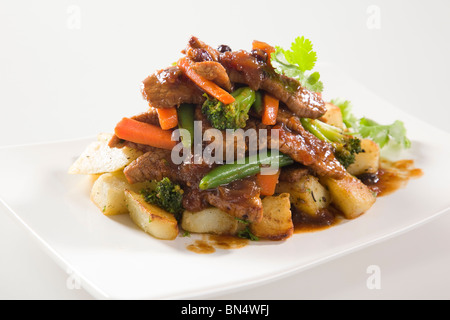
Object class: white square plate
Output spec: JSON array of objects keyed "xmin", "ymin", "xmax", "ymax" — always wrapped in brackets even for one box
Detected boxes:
[{"xmin": 1, "ymin": 66, "xmax": 449, "ymax": 300}]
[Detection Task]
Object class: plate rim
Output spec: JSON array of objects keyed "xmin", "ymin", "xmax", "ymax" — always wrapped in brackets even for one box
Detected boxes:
[{"xmin": 2, "ymin": 184, "xmax": 449, "ymax": 300}]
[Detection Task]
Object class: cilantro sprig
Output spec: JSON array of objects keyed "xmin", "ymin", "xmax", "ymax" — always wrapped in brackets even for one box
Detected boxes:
[
  {"xmin": 330, "ymin": 98, "xmax": 359, "ymax": 129},
  {"xmin": 270, "ymin": 36, "xmax": 411, "ymax": 150},
  {"xmin": 331, "ymin": 99, "xmax": 411, "ymax": 150},
  {"xmin": 271, "ymin": 36, "xmax": 323, "ymax": 92},
  {"xmin": 358, "ymin": 118, "xmax": 411, "ymax": 149}
]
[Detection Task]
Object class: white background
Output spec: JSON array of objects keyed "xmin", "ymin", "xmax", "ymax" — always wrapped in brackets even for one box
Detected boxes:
[{"xmin": 0, "ymin": 0, "xmax": 449, "ymax": 299}]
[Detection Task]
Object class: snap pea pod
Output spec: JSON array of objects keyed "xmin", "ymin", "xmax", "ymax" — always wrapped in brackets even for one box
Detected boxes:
[
  {"xmin": 177, "ymin": 103, "xmax": 195, "ymax": 148},
  {"xmin": 198, "ymin": 151, "xmax": 293, "ymax": 190}
]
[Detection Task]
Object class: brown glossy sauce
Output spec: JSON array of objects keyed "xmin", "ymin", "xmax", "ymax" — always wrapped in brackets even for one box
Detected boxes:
[
  {"xmin": 186, "ymin": 234, "xmax": 249, "ymax": 254},
  {"xmin": 294, "ymin": 222, "xmax": 334, "ymax": 233},
  {"xmin": 369, "ymin": 159, "xmax": 423, "ymax": 197},
  {"xmin": 292, "ymin": 207, "xmax": 342, "ymax": 233},
  {"xmin": 186, "ymin": 239, "xmax": 216, "ymax": 254}
]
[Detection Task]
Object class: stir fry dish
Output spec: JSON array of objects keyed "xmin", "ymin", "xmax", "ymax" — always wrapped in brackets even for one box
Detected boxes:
[{"xmin": 69, "ymin": 36, "xmax": 420, "ymax": 242}]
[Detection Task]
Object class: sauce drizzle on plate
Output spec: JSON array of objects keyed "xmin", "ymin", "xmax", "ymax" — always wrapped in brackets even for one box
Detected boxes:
[
  {"xmin": 187, "ymin": 235, "xmax": 249, "ymax": 254},
  {"xmin": 369, "ymin": 159, "xmax": 423, "ymax": 197}
]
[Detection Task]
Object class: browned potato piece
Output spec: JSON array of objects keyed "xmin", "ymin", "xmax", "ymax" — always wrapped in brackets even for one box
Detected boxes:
[
  {"xmin": 125, "ymin": 190, "xmax": 178, "ymax": 240},
  {"xmin": 319, "ymin": 103, "xmax": 344, "ymax": 129},
  {"xmin": 320, "ymin": 173, "xmax": 376, "ymax": 219},
  {"xmin": 347, "ymin": 139, "xmax": 380, "ymax": 176},
  {"xmin": 181, "ymin": 207, "xmax": 246, "ymax": 236},
  {"xmin": 276, "ymin": 175, "xmax": 331, "ymax": 217},
  {"xmin": 68, "ymin": 133, "xmax": 142, "ymax": 175},
  {"xmin": 250, "ymin": 193, "xmax": 293, "ymax": 241},
  {"xmin": 90, "ymin": 171, "xmax": 154, "ymax": 216}
]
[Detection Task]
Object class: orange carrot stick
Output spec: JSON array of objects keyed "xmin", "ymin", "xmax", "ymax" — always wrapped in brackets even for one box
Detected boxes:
[
  {"xmin": 114, "ymin": 117, "xmax": 176, "ymax": 150},
  {"xmin": 156, "ymin": 107, "xmax": 178, "ymax": 130},
  {"xmin": 256, "ymin": 170, "xmax": 280, "ymax": 196},
  {"xmin": 262, "ymin": 93, "xmax": 279, "ymax": 125},
  {"xmin": 252, "ymin": 40, "xmax": 275, "ymax": 55},
  {"xmin": 252, "ymin": 40, "xmax": 275, "ymax": 68},
  {"xmin": 177, "ymin": 57, "xmax": 235, "ymax": 105}
]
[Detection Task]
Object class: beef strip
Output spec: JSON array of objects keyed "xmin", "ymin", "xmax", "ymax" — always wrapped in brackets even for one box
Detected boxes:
[
  {"xmin": 243, "ymin": 116, "xmax": 346, "ymax": 179},
  {"xmin": 182, "ymin": 188, "xmax": 211, "ymax": 212},
  {"xmin": 181, "ymin": 177, "xmax": 263, "ymax": 222},
  {"xmin": 192, "ymin": 61, "xmax": 232, "ymax": 92},
  {"xmin": 279, "ymin": 164, "xmax": 311, "ymax": 182},
  {"xmin": 180, "ymin": 37, "xmax": 326, "ymax": 118},
  {"xmin": 260, "ymin": 74, "xmax": 326, "ymax": 119},
  {"xmin": 204, "ymin": 178, "xmax": 263, "ymax": 222},
  {"xmin": 219, "ymin": 49, "xmax": 326, "ymax": 118},
  {"xmin": 219, "ymin": 50, "xmax": 264, "ymax": 91},
  {"xmin": 182, "ymin": 36, "xmax": 220, "ymax": 62},
  {"xmin": 124, "ymin": 148, "xmax": 177, "ymax": 184},
  {"xmin": 130, "ymin": 109, "xmax": 160, "ymax": 125},
  {"xmin": 141, "ymin": 66, "xmax": 205, "ymax": 108},
  {"xmin": 276, "ymin": 107, "xmax": 346, "ymax": 179},
  {"xmin": 124, "ymin": 148, "xmax": 263, "ymax": 222},
  {"xmin": 274, "ymin": 123, "xmax": 346, "ymax": 179}
]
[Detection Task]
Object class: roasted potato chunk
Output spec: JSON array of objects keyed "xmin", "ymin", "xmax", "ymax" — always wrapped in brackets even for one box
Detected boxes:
[
  {"xmin": 68, "ymin": 133, "xmax": 142, "ymax": 175},
  {"xmin": 276, "ymin": 175, "xmax": 331, "ymax": 217},
  {"xmin": 181, "ymin": 207, "xmax": 246, "ymax": 236},
  {"xmin": 125, "ymin": 190, "xmax": 178, "ymax": 240},
  {"xmin": 347, "ymin": 139, "xmax": 380, "ymax": 176},
  {"xmin": 319, "ymin": 103, "xmax": 344, "ymax": 129},
  {"xmin": 90, "ymin": 171, "xmax": 154, "ymax": 215},
  {"xmin": 250, "ymin": 193, "xmax": 293, "ymax": 241},
  {"xmin": 321, "ymin": 173, "xmax": 376, "ymax": 219}
]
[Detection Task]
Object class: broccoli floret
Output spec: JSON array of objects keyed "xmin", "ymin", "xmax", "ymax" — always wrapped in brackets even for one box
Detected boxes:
[
  {"xmin": 334, "ymin": 137, "xmax": 362, "ymax": 168},
  {"xmin": 201, "ymin": 87, "xmax": 256, "ymax": 130},
  {"xmin": 141, "ymin": 177, "xmax": 184, "ymax": 220},
  {"xmin": 301, "ymin": 118, "xmax": 362, "ymax": 168}
]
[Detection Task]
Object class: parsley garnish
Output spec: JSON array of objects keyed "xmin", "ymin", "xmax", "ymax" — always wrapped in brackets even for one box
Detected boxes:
[{"xmin": 237, "ymin": 226, "xmax": 259, "ymax": 241}]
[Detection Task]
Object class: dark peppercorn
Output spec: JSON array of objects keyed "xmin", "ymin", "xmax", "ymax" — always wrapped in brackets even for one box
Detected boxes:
[{"xmin": 217, "ymin": 44, "xmax": 232, "ymax": 53}]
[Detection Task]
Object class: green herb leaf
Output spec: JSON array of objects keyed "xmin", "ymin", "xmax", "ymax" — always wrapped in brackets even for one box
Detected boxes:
[
  {"xmin": 271, "ymin": 48, "xmax": 303, "ymax": 78},
  {"xmin": 330, "ymin": 98, "xmax": 411, "ymax": 150},
  {"xmin": 270, "ymin": 37, "xmax": 323, "ymax": 93},
  {"xmin": 358, "ymin": 118, "xmax": 411, "ymax": 149},
  {"xmin": 284, "ymin": 36, "xmax": 317, "ymax": 72},
  {"xmin": 306, "ymin": 72, "xmax": 323, "ymax": 93},
  {"xmin": 237, "ymin": 226, "xmax": 259, "ymax": 241},
  {"xmin": 235, "ymin": 217, "xmax": 250, "ymax": 225},
  {"xmin": 182, "ymin": 230, "xmax": 191, "ymax": 237},
  {"xmin": 330, "ymin": 99, "xmax": 359, "ymax": 130}
]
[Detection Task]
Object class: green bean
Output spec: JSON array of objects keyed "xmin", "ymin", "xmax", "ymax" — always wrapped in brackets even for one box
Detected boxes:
[
  {"xmin": 177, "ymin": 103, "xmax": 195, "ymax": 148},
  {"xmin": 252, "ymin": 91, "xmax": 263, "ymax": 115},
  {"xmin": 198, "ymin": 151, "xmax": 293, "ymax": 190}
]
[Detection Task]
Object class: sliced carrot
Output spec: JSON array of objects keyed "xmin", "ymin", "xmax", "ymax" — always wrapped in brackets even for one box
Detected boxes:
[
  {"xmin": 252, "ymin": 40, "xmax": 275, "ymax": 68},
  {"xmin": 177, "ymin": 57, "xmax": 235, "ymax": 105},
  {"xmin": 261, "ymin": 93, "xmax": 279, "ymax": 125},
  {"xmin": 252, "ymin": 40, "xmax": 275, "ymax": 55},
  {"xmin": 256, "ymin": 170, "xmax": 280, "ymax": 196},
  {"xmin": 114, "ymin": 117, "xmax": 176, "ymax": 150},
  {"xmin": 156, "ymin": 107, "xmax": 178, "ymax": 130}
]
